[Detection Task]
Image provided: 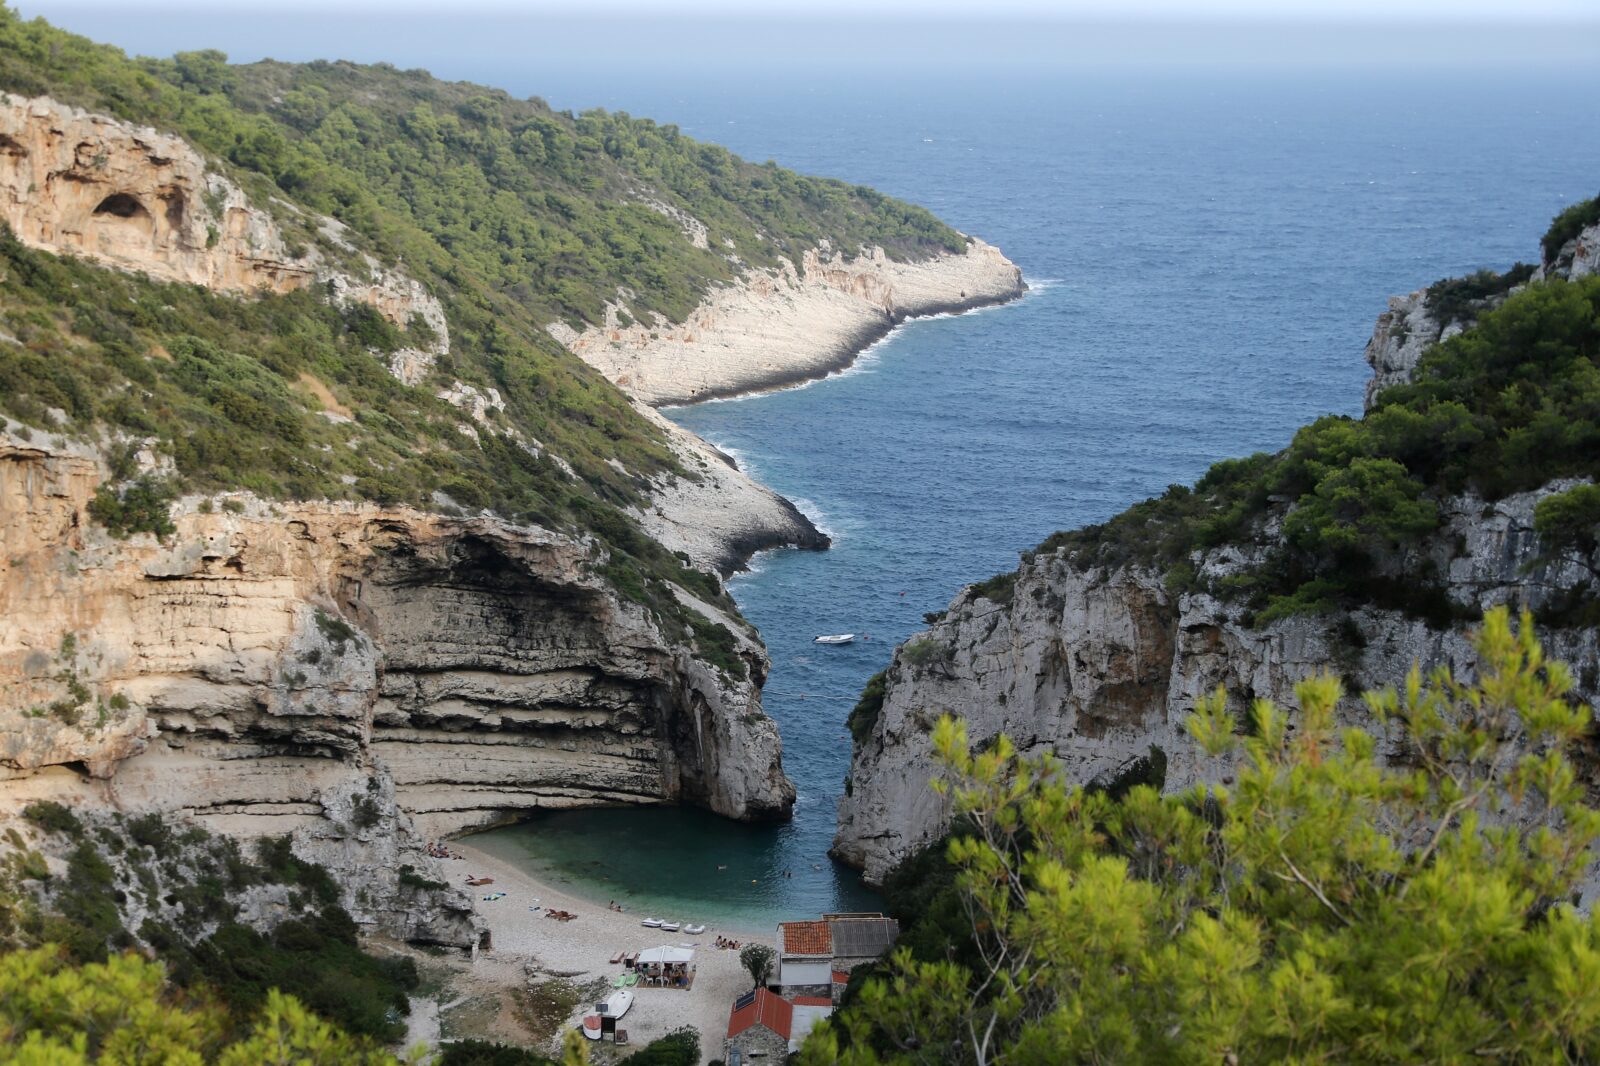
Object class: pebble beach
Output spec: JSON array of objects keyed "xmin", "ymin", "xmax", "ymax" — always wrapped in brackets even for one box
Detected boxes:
[{"xmin": 451, "ymin": 840, "xmax": 773, "ymax": 1063}]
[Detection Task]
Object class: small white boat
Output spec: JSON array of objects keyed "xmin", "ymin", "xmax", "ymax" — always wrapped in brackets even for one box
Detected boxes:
[
  {"xmin": 581, "ymin": 989, "xmax": 634, "ymax": 1040},
  {"xmin": 683, "ymin": 923, "xmax": 706, "ymax": 935},
  {"xmin": 660, "ymin": 920, "xmax": 681, "ymax": 932},
  {"xmin": 640, "ymin": 917, "xmax": 663, "ymax": 928},
  {"xmin": 814, "ymin": 634, "xmax": 854, "ymax": 645}
]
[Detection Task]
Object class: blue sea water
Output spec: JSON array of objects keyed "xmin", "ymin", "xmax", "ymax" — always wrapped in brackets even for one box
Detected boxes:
[{"xmin": 466, "ymin": 65, "xmax": 1600, "ymax": 929}]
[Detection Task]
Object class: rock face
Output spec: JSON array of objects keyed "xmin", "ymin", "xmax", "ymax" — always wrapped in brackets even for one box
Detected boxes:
[
  {"xmin": 836, "ymin": 242, "xmax": 1600, "ymax": 887},
  {"xmin": 554, "ymin": 239, "xmax": 1026, "ymax": 406},
  {"xmin": 1362, "ymin": 217, "xmax": 1599, "ymax": 411},
  {"xmin": 0, "ymin": 93, "xmax": 449, "ymax": 373},
  {"xmin": 630, "ymin": 402, "xmax": 830, "ymax": 576},
  {"xmin": 1541, "ymin": 217, "xmax": 1600, "ymax": 283},
  {"xmin": 0, "ymin": 433, "xmax": 795, "ymax": 941},
  {"xmin": 835, "ymin": 484, "xmax": 1600, "ymax": 885}
]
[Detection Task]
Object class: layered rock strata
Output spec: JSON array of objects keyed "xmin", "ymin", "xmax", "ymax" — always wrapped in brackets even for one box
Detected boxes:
[
  {"xmin": 552, "ymin": 239, "xmax": 1026, "ymax": 406},
  {"xmin": 0, "ymin": 434, "xmax": 794, "ymax": 940}
]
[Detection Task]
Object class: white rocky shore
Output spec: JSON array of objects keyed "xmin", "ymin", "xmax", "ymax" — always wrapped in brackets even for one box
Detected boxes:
[{"xmin": 552, "ymin": 239, "xmax": 1026, "ymax": 407}]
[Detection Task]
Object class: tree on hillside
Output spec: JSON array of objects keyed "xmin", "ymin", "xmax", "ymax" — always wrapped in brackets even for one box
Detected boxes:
[
  {"xmin": 1534, "ymin": 482, "xmax": 1600, "ymax": 579},
  {"xmin": 0, "ymin": 947, "xmax": 411, "ymax": 1065},
  {"xmin": 740, "ymin": 943, "xmax": 776, "ymax": 990},
  {"xmin": 804, "ymin": 608, "xmax": 1600, "ymax": 1065}
]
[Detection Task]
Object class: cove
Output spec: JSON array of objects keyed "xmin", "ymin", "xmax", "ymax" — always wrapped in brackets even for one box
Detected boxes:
[{"xmin": 467, "ymin": 66, "xmax": 1600, "ymax": 929}]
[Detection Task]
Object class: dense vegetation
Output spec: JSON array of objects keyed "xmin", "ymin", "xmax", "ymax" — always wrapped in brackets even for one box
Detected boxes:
[
  {"xmin": 0, "ymin": 806, "xmax": 720, "ymax": 1063},
  {"xmin": 1037, "ymin": 264, "xmax": 1600, "ymax": 627},
  {"xmin": 810, "ymin": 610, "xmax": 1600, "ymax": 1064},
  {"xmin": 0, "ymin": 4, "xmax": 962, "ymax": 648},
  {"xmin": 4, "ymin": 805, "xmax": 420, "ymax": 1044}
]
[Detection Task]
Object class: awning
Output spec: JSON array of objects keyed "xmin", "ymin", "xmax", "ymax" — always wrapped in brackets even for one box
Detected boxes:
[{"xmin": 637, "ymin": 945, "xmax": 696, "ymax": 964}]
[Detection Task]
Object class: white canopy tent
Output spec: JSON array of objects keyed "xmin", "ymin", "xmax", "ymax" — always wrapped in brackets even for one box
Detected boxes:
[{"xmin": 635, "ymin": 944, "xmax": 697, "ymax": 988}]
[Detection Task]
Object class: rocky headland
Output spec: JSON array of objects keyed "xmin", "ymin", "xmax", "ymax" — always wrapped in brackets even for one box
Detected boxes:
[
  {"xmin": 551, "ymin": 238, "xmax": 1026, "ymax": 407},
  {"xmin": 833, "ymin": 217, "xmax": 1600, "ymax": 887}
]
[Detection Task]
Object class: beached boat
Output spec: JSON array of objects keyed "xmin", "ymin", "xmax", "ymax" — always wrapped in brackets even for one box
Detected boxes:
[
  {"xmin": 683, "ymin": 923, "xmax": 706, "ymax": 935},
  {"xmin": 581, "ymin": 989, "xmax": 634, "ymax": 1040},
  {"xmin": 814, "ymin": 633, "xmax": 854, "ymax": 645},
  {"xmin": 660, "ymin": 920, "xmax": 681, "ymax": 932},
  {"xmin": 640, "ymin": 917, "xmax": 663, "ymax": 928}
]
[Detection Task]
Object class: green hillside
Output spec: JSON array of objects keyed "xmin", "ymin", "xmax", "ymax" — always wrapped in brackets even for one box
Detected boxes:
[{"xmin": 0, "ymin": 6, "xmax": 968, "ymax": 638}]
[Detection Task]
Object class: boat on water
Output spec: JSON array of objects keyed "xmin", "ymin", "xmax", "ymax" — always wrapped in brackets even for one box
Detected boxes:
[
  {"xmin": 581, "ymin": 989, "xmax": 634, "ymax": 1040},
  {"xmin": 640, "ymin": 917, "xmax": 663, "ymax": 928},
  {"xmin": 660, "ymin": 920, "xmax": 681, "ymax": 932},
  {"xmin": 814, "ymin": 634, "xmax": 854, "ymax": 645}
]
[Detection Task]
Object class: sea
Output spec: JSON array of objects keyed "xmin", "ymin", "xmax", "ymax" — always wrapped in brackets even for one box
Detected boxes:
[
  {"xmin": 27, "ymin": 7, "xmax": 1599, "ymax": 934},
  {"xmin": 463, "ymin": 65, "xmax": 1600, "ymax": 932}
]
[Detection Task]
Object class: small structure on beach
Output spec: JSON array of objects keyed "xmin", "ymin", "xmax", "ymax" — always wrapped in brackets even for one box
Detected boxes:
[
  {"xmin": 725, "ymin": 988, "xmax": 832, "ymax": 1062},
  {"xmin": 774, "ymin": 913, "xmax": 900, "ymax": 997},
  {"xmin": 635, "ymin": 944, "xmax": 696, "ymax": 989}
]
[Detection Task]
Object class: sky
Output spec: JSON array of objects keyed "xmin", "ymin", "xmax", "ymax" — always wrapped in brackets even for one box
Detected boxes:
[
  {"xmin": 14, "ymin": 0, "xmax": 1600, "ymax": 15},
  {"xmin": 11, "ymin": 0, "xmax": 1600, "ymax": 96}
]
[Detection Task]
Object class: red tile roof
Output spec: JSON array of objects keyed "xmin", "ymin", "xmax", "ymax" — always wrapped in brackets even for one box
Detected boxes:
[
  {"xmin": 831, "ymin": 971, "xmax": 850, "ymax": 985},
  {"xmin": 779, "ymin": 920, "xmax": 832, "ymax": 956},
  {"xmin": 793, "ymin": 996, "xmax": 834, "ymax": 1007},
  {"xmin": 728, "ymin": 989, "xmax": 793, "ymax": 1040}
]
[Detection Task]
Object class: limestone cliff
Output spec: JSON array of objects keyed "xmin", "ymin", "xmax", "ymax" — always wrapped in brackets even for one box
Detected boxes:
[
  {"xmin": 552, "ymin": 239, "xmax": 1026, "ymax": 406},
  {"xmin": 0, "ymin": 433, "xmax": 794, "ymax": 941},
  {"xmin": 0, "ymin": 92, "xmax": 449, "ymax": 379},
  {"xmin": 835, "ymin": 224, "xmax": 1600, "ymax": 887}
]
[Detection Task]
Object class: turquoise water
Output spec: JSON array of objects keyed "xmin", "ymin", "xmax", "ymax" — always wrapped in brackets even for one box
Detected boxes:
[
  {"xmin": 469, "ymin": 807, "xmax": 880, "ymax": 935},
  {"xmin": 469, "ymin": 66, "xmax": 1600, "ymax": 927}
]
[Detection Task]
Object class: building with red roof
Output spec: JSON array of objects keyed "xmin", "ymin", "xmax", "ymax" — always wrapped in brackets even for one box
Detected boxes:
[
  {"xmin": 774, "ymin": 913, "xmax": 900, "ymax": 996},
  {"xmin": 725, "ymin": 988, "xmax": 833, "ymax": 1062}
]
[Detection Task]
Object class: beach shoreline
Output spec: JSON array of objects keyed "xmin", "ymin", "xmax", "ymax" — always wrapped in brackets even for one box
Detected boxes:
[{"xmin": 447, "ymin": 839, "xmax": 774, "ymax": 1064}]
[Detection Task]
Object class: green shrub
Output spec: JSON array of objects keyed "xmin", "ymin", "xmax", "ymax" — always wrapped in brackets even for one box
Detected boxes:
[
  {"xmin": 1424, "ymin": 263, "xmax": 1534, "ymax": 325},
  {"xmin": 1542, "ymin": 193, "xmax": 1600, "ymax": 263},
  {"xmin": 969, "ymin": 570, "xmax": 1018, "ymax": 605},
  {"xmin": 847, "ymin": 670, "xmax": 888, "ymax": 743},
  {"xmin": 21, "ymin": 801, "xmax": 83, "ymax": 839},
  {"xmin": 621, "ymin": 1027, "xmax": 701, "ymax": 1065},
  {"xmin": 901, "ymin": 636, "xmax": 944, "ymax": 668},
  {"xmin": 87, "ymin": 476, "xmax": 178, "ymax": 539},
  {"xmin": 436, "ymin": 1040, "xmax": 556, "ymax": 1066}
]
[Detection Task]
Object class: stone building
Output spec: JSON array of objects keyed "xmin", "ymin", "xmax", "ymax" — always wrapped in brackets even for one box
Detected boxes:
[{"xmin": 724, "ymin": 988, "xmax": 832, "ymax": 1062}]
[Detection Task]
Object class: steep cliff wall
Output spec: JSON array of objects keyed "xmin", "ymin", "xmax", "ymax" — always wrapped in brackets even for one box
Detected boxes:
[
  {"xmin": 552, "ymin": 239, "xmax": 1026, "ymax": 406},
  {"xmin": 836, "ymin": 223, "xmax": 1600, "ymax": 887},
  {"xmin": 834, "ymin": 486, "xmax": 1600, "ymax": 884},
  {"xmin": 0, "ymin": 432, "xmax": 794, "ymax": 939}
]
